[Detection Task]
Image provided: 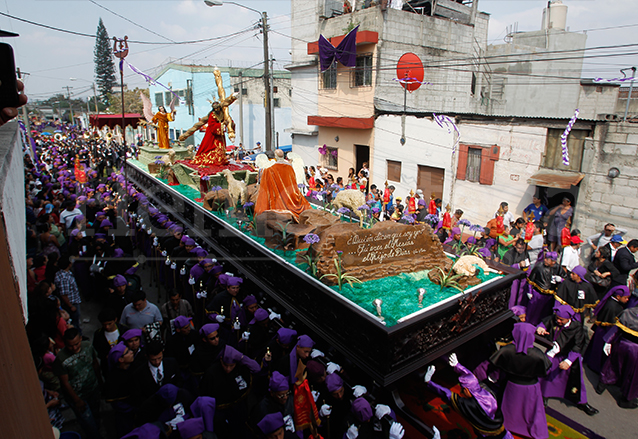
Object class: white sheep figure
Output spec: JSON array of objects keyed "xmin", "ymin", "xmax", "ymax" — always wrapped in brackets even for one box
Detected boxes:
[
  {"xmin": 452, "ymin": 255, "xmax": 489, "ymax": 277},
  {"xmin": 331, "ymin": 189, "xmax": 367, "ymax": 218},
  {"xmin": 221, "ymin": 168, "xmax": 248, "ymax": 207},
  {"xmin": 286, "ymin": 152, "xmax": 306, "ymax": 189}
]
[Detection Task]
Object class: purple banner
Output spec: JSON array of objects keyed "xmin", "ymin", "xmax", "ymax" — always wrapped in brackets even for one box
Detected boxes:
[
  {"xmin": 433, "ymin": 113, "xmax": 460, "ymax": 154},
  {"xmin": 561, "ymin": 109, "xmax": 579, "ymax": 166},
  {"xmin": 125, "ymin": 60, "xmax": 186, "ymax": 105},
  {"xmin": 318, "ymin": 25, "xmax": 359, "ymax": 72}
]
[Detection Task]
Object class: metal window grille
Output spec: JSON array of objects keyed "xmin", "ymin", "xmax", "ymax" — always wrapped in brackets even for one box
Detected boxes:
[
  {"xmin": 322, "ymin": 147, "xmax": 338, "ymax": 170},
  {"xmin": 353, "ymin": 55, "xmax": 372, "ymax": 87},
  {"xmin": 321, "ymin": 63, "xmax": 337, "ymax": 89}
]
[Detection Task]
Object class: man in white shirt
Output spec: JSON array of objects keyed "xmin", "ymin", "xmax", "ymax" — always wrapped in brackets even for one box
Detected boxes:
[
  {"xmin": 494, "ymin": 201, "xmax": 515, "ymax": 228},
  {"xmin": 561, "ymin": 236, "xmax": 583, "ymax": 274},
  {"xmin": 527, "ymin": 221, "xmax": 545, "ymax": 265},
  {"xmin": 59, "ymin": 200, "xmax": 83, "ymax": 231}
]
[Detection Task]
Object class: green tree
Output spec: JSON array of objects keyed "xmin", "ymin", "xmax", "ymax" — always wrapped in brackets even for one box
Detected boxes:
[
  {"xmin": 107, "ymin": 87, "xmax": 150, "ymax": 115},
  {"xmin": 94, "ymin": 18, "xmax": 116, "ymax": 105}
]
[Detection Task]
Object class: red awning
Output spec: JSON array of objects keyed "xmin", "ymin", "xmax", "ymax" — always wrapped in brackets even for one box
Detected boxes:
[{"xmin": 89, "ymin": 113, "xmax": 143, "ymax": 129}]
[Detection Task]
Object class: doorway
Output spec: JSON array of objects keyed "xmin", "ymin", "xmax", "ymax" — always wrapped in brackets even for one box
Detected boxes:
[
  {"xmin": 417, "ymin": 165, "xmax": 445, "ymax": 199},
  {"xmin": 355, "ymin": 144, "xmax": 369, "ymax": 176}
]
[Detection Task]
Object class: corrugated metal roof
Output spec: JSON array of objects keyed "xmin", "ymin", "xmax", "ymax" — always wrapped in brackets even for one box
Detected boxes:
[{"xmin": 527, "ymin": 169, "xmax": 584, "ymax": 189}]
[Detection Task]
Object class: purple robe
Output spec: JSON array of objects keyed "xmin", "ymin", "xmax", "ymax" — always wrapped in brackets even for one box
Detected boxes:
[{"xmin": 600, "ymin": 327, "xmax": 638, "ymax": 401}]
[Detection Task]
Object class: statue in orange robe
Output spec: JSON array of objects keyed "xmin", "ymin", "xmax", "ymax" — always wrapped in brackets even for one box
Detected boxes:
[
  {"xmin": 151, "ymin": 106, "xmax": 175, "ymax": 149},
  {"xmin": 255, "ymin": 150, "xmax": 311, "ymax": 219}
]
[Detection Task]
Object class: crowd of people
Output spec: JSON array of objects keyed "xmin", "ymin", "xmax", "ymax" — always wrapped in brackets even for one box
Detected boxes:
[
  {"xmin": 17, "ymin": 114, "xmax": 638, "ymax": 439},
  {"xmin": 23, "ymin": 121, "xmax": 412, "ymax": 439}
]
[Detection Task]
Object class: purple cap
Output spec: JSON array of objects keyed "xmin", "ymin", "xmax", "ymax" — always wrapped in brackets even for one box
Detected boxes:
[
  {"xmin": 417, "ymin": 199, "xmax": 426, "ymax": 206},
  {"xmin": 183, "ymin": 238, "xmax": 196, "ymax": 246},
  {"xmin": 190, "ymin": 397, "xmax": 216, "ymax": 433},
  {"xmin": 545, "ymin": 251, "xmax": 559, "ymax": 261},
  {"xmin": 306, "ymin": 360, "xmax": 326, "ymax": 382},
  {"xmin": 113, "ymin": 248, "xmax": 124, "ymax": 258},
  {"xmin": 172, "ymin": 226, "xmax": 184, "ymax": 234},
  {"xmin": 95, "ymin": 233, "xmax": 107, "ymax": 241},
  {"xmin": 297, "ymin": 334, "xmax": 315, "ymax": 348},
  {"xmin": 351, "ymin": 397, "xmax": 373, "ymax": 422},
  {"xmin": 200, "ymin": 258, "xmax": 214, "ymax": 266},
  {"xmin": 112, "ymin": 274, "xmax": 127, "ymax": 287},
  {"xmin": 200, "ymin": 323, "xmax": 220, "ymax": 337},
  {"xmin": 512, "ymin": 322, "xmax": 536, "ymax": 354},
  {"xmin": 257, "ymin": 412, "xmax": 285, "ymax": 435},
  {"xmin": 174, "ymin": 316, "xmax": 192, "ymax": 329},
  {"xmin": 100, "ymin": 219, "xmax": 113, "ymax": 228},
  {"xmin": 95, "ymin": 211, "xmax": 106, "ymax": 218},
  {"xmin": 243, "ymin": 295, "xmax": 257, "ymax": 306},
  {"xmin": 325, "ymin": 373, "xmax": 344, "ymax": 392},
  {"xmin": 553, "ymin": 303, "xmax": 576, "ymax": 319},
  {"xmin": 156, "ymin": 384, "xmax": 179, "ymax": 404},
  {"xmin": 249, "ymin": 308, "xmax": 269, "ymax": 325},
  {"xmin": 122, "ymin": 329, "xmax": 143, "ymax": 340},
  {"xmin": 571, "ymin": 265, "xmax": 588, "ymax": 282},
  {"xmin": 107, "ymin": 342, "xmax": 127, "ymax": 368},
  {"xmin": 97, "ymin": 184, "xmax": 106, "ymax": 190},
  {"xmin": 120, "ymin": 423, "xmax": 161, "ymax": 439},
  {"xmin": 78, "ymin": 196, "xmax": 87, "ymax": 202},
  {"xmin": 451, "ymin": 227, "xmax": 461, "ymax": 235},
  {"xmin": 191, "ymin": 247, "xmax": 208, "ymax": 257},
  {"xmin": 211, "ymin": 265, "xmax": 224, "ymax": 275},
  {"xmin": 221, "ymin": 345, "xmax": 243, "ymax": 365},
  {"xmin": 70, "ymin": 229, "xmax": 80, "ymax": 237},
  {"xmin": 269, "ymin": 371, "xmax": 289, "ymax": 392},
  {"xmin": 219, "ymin": 274, "xmax": 243, "ymax": 286},
  {"xmin": 467, "ymin": 236, "xmax": 477, "ymax": 244},
  {"xmin": 277, "ymin": 328, "xmax": 297, "ymax": 345},
  {"xmin": 177, "ymin": 418, "xmax": 205, "ymax": 439}
]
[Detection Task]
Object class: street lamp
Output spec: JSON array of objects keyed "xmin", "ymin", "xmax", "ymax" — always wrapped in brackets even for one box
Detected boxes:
[{"xmin": 204, "ymin": 0, "xmax": 273, "ymax": 151}]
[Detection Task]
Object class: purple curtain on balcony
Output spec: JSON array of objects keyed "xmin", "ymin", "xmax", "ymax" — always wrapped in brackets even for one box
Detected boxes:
[{"xmin": 318, "ymin": 25, "xmax": 359, "ymax": 71}]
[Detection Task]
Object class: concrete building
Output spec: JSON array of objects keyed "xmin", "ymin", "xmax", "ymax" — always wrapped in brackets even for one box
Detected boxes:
[{"xmin": 149, "ymin": 64, "xmax": 292, "ymax": 151}]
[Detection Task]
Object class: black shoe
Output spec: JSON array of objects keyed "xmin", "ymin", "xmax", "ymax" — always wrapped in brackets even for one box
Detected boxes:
[
  {"xmin": 577, "ymin": 403, "xmax": 599, "ymax": 416},
  {"xmin": 543, "ymin": 397, "xmax": 548, "ymax": 408},
  {"xmin": 617, "ymin": 398, "xmax": 638, "ymax": 409},
  {"xmin": 595, "ymin": 381, "xmax": 607, "ymax": 395}
]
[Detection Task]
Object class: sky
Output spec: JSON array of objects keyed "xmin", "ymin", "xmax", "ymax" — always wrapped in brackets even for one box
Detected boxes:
[{"xmin": 1, "ymin": 0, "xmax": 637, "ymax": 103}]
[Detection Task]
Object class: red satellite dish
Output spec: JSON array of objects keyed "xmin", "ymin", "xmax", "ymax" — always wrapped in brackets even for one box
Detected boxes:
[{"xmin": 396, "ymin": 53, "xmax": 424, "ymax": 92}]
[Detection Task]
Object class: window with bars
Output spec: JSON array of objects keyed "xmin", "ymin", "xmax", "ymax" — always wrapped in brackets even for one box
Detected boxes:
[
  {"xmin": 321, "ymin": 147, "xmax": 338, "ymax": 170},
  {"xmin": 466, "ymin": 148, "xmax": 482, "ymax": 182},
  {"xmin": 273, "ymin": 98, "xmax": 280, "ymax": 108},
  {"xmin": 155, "ymin": 93, "xmax": 164, "ymax": 107},
  {"xmin": 321, "ymin": 63, "xmax": 337, "ymax": 89},
  {"xmin": 387, "ymin": 160, "xmax": 401, "ymax": 182},
  {"xmin": 353, "ymin": 54, "xmax": 372, "ymax": 87}
]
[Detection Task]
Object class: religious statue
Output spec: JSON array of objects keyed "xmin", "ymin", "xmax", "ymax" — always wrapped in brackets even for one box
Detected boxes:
[
  {"xmin": 140, "ymin": 91, "xmax": 175, "ymax": 150},
  {"xmin": 179, "ymin": 68, "xmax": 238, "ymax": 167}
]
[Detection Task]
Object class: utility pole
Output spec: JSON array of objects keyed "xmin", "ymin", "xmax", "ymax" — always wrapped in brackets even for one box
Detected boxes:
[
  {"xmin": 270, "ymin": 56, "xmax": 276, "ymax": 148},
  {"xmin": 16, "ymin": 68, "xmax": 31, "ymax": 135},
  {"xmin": 63, "ymin": 85, "xmax": 74, "ymax": 124},
  {"xmin": 238, "ymin": 70, "xmax": 244, "ymax": 147},
  {"xmin": 261, "ymin": 11, "xmax": 272, "ymax": 151}
]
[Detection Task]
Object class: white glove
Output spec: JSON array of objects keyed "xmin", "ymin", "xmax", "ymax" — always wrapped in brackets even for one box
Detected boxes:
[
  {"xmin": 211, "ymin": 258, "xmax": 217, "ymax": 264},
  {"xmin": 241, "ymin": 331, "xmax": 250, "ymax": 341},
  {"xmin": 352, "ymin": 385, "xmax": 367, "ymax": 398},
  {"xmin": 448, "ymin": 353, "xmax": 458, "ymax": 367},
  {"xmin": 319, "ymin": 404, "xmax": 332, "ymax": 417},
  {"xmin": 389, "ymin": 422, "xmax": 404, "ymax": 439},
  {"xmin": 603, "ymin": 343, "xmax": 612, "ymax": 356},
  {"xmin": 153, "ymin": 237, "xmax": 159, "ymax": 246},
  {"xmin": 268, "ymin": 308, "xmax": 281, "ymax": 321},
  {"xmin": 547, "ymin": 341, "xmax": 561, "ymax": 358},
  {"xmin": 147, "ymin": 228, "xmax": 152, "ymax": 235},
  {"xmin": 375, "ymin": 404, "xmax": 391, "ymax": 420},
  {"xmin": 196, "ymin": 291, "xmax": 207, "ymax": 300},
  {"xmin": 170, "ymin": 262, "xmax": 177, "ymax": 270},
  {"xmin": 311, "ymin": 349, "xmax": 324, "ymax": 359},
  {"xmin": 424, "ymin": 365, "xmax": 436, "ymax": 383},
  {"xmin": 326, "ymin": 362, "xmax": 341, "ymax": 375},
  {"xmin": 161, "ymin": 250, "xmax": 167, "ymax": 257},
  {"xmin": 180, "ymin": 267, "xmax": 186, "ymax": 275},
  {"xmin": 345, "ymin": 424, "xmax": 358, "ymax": 439},
  {"xmin": 233, "ymin": 320, "xmax": 241, "ymax": 330},
  {"xmin": 216, "ymin": 315, "xmax": 225, "ymax": 323},
  {"xmin": 165, "ymin": 258, "xmax": 171, "ymax": 266},
  {"xmin": 312, "ymin": 390, "xmax": 320, "ymax": 402},
  {"xmin": 141, "ymin": 224, "xmax": 147, "ymax": 230},
  {"xmin": 552, "ymin": 275, "xmax": 563, "ymax": 283},
  {"xmin": 527, "ymin": 292, "xmax": 533, "ymax": 300},
  {"xmin": 432, "ymin": 426, "xmax": 441, "ymax": 439},
  {"xmin": 188, "ymin": 277, "xmax": 195, "ymax": 285}
]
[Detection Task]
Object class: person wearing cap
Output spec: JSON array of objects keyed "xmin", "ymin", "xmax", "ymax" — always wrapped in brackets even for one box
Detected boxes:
[
  {"xmin": 585, "ymin": 286, "xmax": 631, "ymax": 373},
  {"xmin": 599, "ymin": 233, "xmax": 625, "ymax": 263},
  {"xmin": 250, "ymin": 371, "xmax": 296, "ymax": 436},
  {"xmin": 560, "ymin": 235, "xmax": 583, "ymax": 274},
  {"xmin": 276, "ymin": 334, "xmax": 315, "ymax": 386},
  {"xmin": 104, "ymin": 342, "xmax": 136, "ymax": 436},
  {"xmin": 612, "ymin": 238, "xmax": 638, "ymax": 287},
  {"xmin": 264, "ymin": 328, "xmax": 297, "ymax": 373},
  {"xmin": 120, "ymin": 290, "xmax": 163, "ymax": 330},
  {"xmin": 597, "ymin": 305, "xmax": 638, "ymax": 408},
  {"xmin": 133, "ymin": 340, "xmax": 181, "ymax": 403},
  {"xmin": 322, "ymin": 372, "xmax": 351, "ymax": 438},
  {"xmin": 103, "ymin": 274, "xmax": 132, "ymax": 318},
  {"xmin": 442, "ymin": 226, "xmax": 467, "ymax": 253},
  {"xmin": 206, "ymin": 273, "xmax": 243, "ymax": 322},
  {"xmin": 490, "ymin": 323, "xmax": 551, "ymax": 439},
  {"xmin": 525, "ymin": 251, "xmax": 562, "ymax": 325},
  {"xmin": 164, "ymin": 316, "xmax": 198, "ymax": 371},
  {"xmin": 246, "ymin": 307, "xmax": 273, "ymax": 359},
  {"xmin": 257, "ymin": 412, "xmax": 296, "ymax": 439},
  {"xmin": 425, "ymin": 353, "xmax": 511, "ymax": 438},
  {"xmin": 536, "ymin": 304, "xmax": 598, "ymax": 415},
  {"xmin": 200, "ymin": 345, "xmax": 261, "ymax": 438},
  {"xmin": 190, "ymin": 323, "xmax": 226, "ymax": 377},
  {"xmin": 93, "ymin": 308, "xmax": 129, "ymax": 379},
  {"xmin": 555, "ymin": 265, "xmax": 598, "ymax": 322}
]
